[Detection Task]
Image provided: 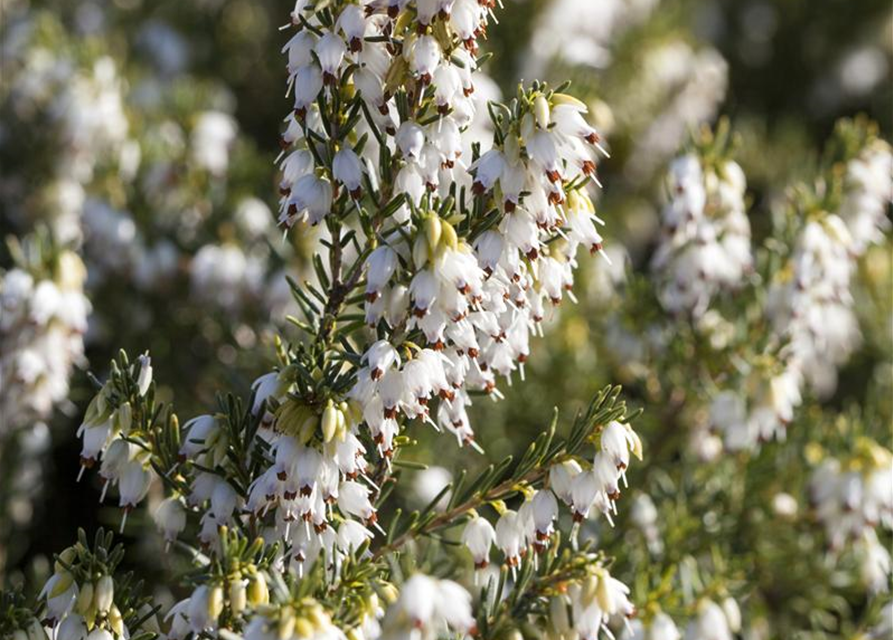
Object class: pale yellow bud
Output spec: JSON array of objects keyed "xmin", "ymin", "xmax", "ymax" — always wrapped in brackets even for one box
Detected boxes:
[
  {"xmin": 626, "ymin": 425, "xmax": 643, "ymax": 461},
  {"xmin": 94, "ymin": 575, "xmax": 114, "ymax": 616},
  {"xmin": 412, "ymin": 233, "xmax": 429, "ymax": 268},
  {"xmin": 580, "ymin": 575, "xmax": 598, "ymax": 607},
  {"xmin": 322, "ymin": 401, "xmax": 338, "ymax": 443},
  {"xmin": 295, "ymin": 618, "xmax": 315, "ymax": 639},
  {"xmin": 424, "ymin": 215, "xmax": 443, "ymax": 252},
  {"xmin": 248, "ymin": 573, "xmax": 269, "ymax": 605},
  {"xmin": 109, "ymin": 604, "xmax": 124, "ymax": 637},
  {"xmin": 440, "ymin": 220, "xmax": 458, "ymax": 251},
  {"xmin": 230, "ymin": 580, "xmax": 247, "ymax": 615},
  {"xmin": 379, "ymin": 583, "xmax": 399, "ymax": 604},
  {"xmin": 335, "ymin": 408, "xmax": 347, "ymax": 442},
  {"xmin": 595, "ymin": 571, "xmax": 614, "ymax": 614},
  {"xmin": 534, "ymin": 95, "xmax": 550, "ymax": 129},
  {"xmin": 76, "ymin": 581, "xmax": 95, "ymax": 616},
  {"xmin": 208, "ymin": 585, "xmax": 224, "ymax": 621},
  {"xmin": 504, "ymin": 134, "xmax": 521, "ymax": 164},
  {"xmin": 57, "ymin": 251, "xmax": 88, "ymax": 290},
  {"xmin": 114, "ymin": 402, "xmax": 132, "ymax": 434}
]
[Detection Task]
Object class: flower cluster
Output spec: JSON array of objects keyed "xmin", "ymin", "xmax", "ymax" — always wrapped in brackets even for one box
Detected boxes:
[
  {"xmin": 0, "ymin": 250, "xmax": 90, "ymax": 435},
  {"xmin": 35, "ymin": 532, "xmax": 158, "ymax": 640},
  {"xmin": 2, "ymin": 28, "xmax": 132, "ymax": 244},
  {"xmin": 767, "ymin": 215, "xmax": 860, "ymax": 397},
  {"xmin": 378, "ymin": 574, "xmax": 474, "ymax": 639},
  {"xmin": 709, "ymin": 362, "xmax": 802, "ymax": 452},
  {"xmin": 58, "ymin": 2, "xmax": 649, "ymax": 639},
  {"xmin": 651, "ymin": 152, "xmax": 752, "ymax": 317},
  {"xmin": 75, "ymin": 354, "xmax": 155, "ymax": 524},
  {"xmin": 838, "ymin": 138, "xmax": 893, "ymax": 254},
  {"xmin": 705, "ymin": 123, "xmax": 891, "ymax": 452},
  {"xmin": 809, "ymin": 438, "xmax": 893, "ymax": 593},
  {"xmin": 126, "ymin": 0, "xmax": 614, "ymax": 561}
]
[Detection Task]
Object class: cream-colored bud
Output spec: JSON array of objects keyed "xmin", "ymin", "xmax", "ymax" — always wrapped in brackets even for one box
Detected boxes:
[
  {"xmin": 296, "ymin": 617, "xmax": 317, "ymax": 638},
  {"xmin": 412, "ymin": 233, "xmax": 429, "ymax": 268},
  {"xmin": 109, "ymin": 605, "xmax": 124, "ymax": 637},
  {"xmin": 424, "ymin": 215, "xmax": 442, "ymax": 251},
  {"xmin": 114, "ymin": 402, "xmax": 132, "ymax": 434},
  {"xmin": 379, "ymin": 582, "xmax": 399, "ymax": 604},
  {"xmin": 504, "ymin": 133, "xmax": 521, "ymax": 164},
  {"xmin": 208, "ymin": 584, "xmax": 224, "ymax": 621},
  {"xmin": 595, "ymin": 572, "xmax": 613, "ymax": 613},
  {"xmin": 580, "ymin": 575, "xmax": 598, "ymax": 607},
  {"xmin": 335, "ymin": 408, "xmax": 347, "ymax": 442},
  {"xmin": 534, "ymin": 95, "xmax": 550, "ymax": 129},
  {"xmin": 76, "ymin": 581, "xmax": 94, "ymax": 616},
  {"xmin": 94, "ymin": 575, "xmax": 114, "ymax": 616},
  {"xmin": 230, "ymin": 580, "xmax": 247, "ymax": 615},
  {"xmin": 322, "ymin": 401, "xmax": 338, "ymax": 443},
  {"xmin": 440, "ymin": 220, "xmax": 458, "ymax": 251},
  {"xmin": 248, "ymin": 573, "xmax": 269, "ymax": 605}
]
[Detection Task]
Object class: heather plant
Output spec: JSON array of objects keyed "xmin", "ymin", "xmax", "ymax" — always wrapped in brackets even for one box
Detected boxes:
[{"xmin": 1, "ymin": 1, "xmax": 891, "ymax": 639}]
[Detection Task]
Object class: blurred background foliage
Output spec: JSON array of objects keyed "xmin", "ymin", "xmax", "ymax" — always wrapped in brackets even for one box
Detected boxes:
[{"xmin": 0, "ymin": 0, "xmax": 890, "ymax": 637}]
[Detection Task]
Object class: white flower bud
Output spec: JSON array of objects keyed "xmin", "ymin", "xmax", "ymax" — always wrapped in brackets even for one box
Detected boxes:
[
  {"xmin": 315, "ymin": 33, "xmax": 346, "ymax": 79},
  {"xmin": 365, "ymin": 247, "xmax": 398, "ymax": 298},
  {"xmin": 410, "ymin": 35, "xmax": 441, "ymax": 82},
  {"xmin": 154, "ymin": 496, "xmax": 187, "ymax": 542},
  {"xmin": 136, "ymin": 354, "xmax": 153, "ymax": 396},
  {"xmin": 333, "ymin": 148, "xmax": 364, "ymax": 196},
  {"xmin": 461, "ymin": 515, "xmax": 495, "ymax": 567},
  {"xmin": 396, "ymin": 121, "xmax": 425, "ymax": 160},
  {"xmin": 364, "ymin": 340, "xmax": 400, "ymax": 381},
  {"xmin": 293, "ymin": 65, "xmax": 324, "ymax": 113},
  {"xmin": 94, "ymin": 575, "xmax": 114, "ymax": 616},
  {"xmin": 337, "ymin": 480, "xmax": 376, "ymax": 520}
]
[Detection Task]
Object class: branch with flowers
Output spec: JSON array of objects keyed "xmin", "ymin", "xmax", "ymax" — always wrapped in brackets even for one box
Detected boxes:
[{"xmin": 1, "ymin": 1, "xmax": 653, "ymax": 639}]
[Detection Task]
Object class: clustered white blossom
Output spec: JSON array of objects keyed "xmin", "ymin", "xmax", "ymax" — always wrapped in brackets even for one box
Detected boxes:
[
  {"xmin": 838, "ymin": 137, "xmax": 893, "ymax": 254},
  {"xmin": 379, "ymin": 574, "xmax": 474, "ymax": 639},
  {"xmin": 3, "ymin": 12, "xmax": 298, "ymax": 325},
  {"xmin": 36, "ymin": 549, "xmax": 136, "ymax": 640},
  {"xmin": 2, "ymin": 25, "xmax": 132, "ymax": 244},
  {"xmin": 768, "ymin": 215, "xmax": 860, "ymax": 397},
  {"xmin": 651, "ymin": 153, "xmax": 752, "ymax": 317},
  {"xmin": 184, "ymin": 0, "xmax": 613, "ymax": 559},
  {"xmin": 546, "ymin": 566, "xmax": 637, "ymax": 640},
  {"xmin": 766, "ymin": 139, "xmax": 891, "ymax": 398},
  {"xmin": 709, "ymin": 134, "xmax": 892, "ymax": 451},
  {"xmin": 809, "ymin": 441, "xmax": 893, "ymax": 593},
  {"xmin": 708, "ymin": 363, "xmax": 802, "ymax": 452},
  {"xmin": 0, "ymin": 253, "xmax": 90, "ymax": 435},
  {"xmin": 76, "ymin": 354, "xmax": 155, "ymax": 524}
]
